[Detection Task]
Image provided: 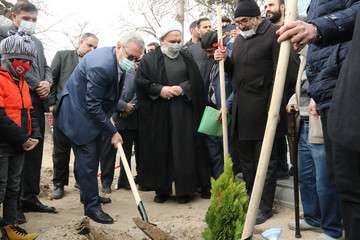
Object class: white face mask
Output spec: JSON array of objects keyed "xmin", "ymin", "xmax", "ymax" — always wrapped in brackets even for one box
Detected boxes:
[
  {"xmin": 19, "ymin": 20, "xmax": 36, "ymax": 35},
  {"xmin": 161, "ymin": 43, "xmax": 182, "ymax": 59},
  {"xmin": 239, "ymin": 28, "xmax": 256, "ymax": 39}
]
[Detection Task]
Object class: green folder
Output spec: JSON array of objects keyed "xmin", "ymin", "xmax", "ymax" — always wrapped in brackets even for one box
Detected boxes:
[{"xmin": 198, "ymin": 106, "xmax": 229, "ymax": 137}]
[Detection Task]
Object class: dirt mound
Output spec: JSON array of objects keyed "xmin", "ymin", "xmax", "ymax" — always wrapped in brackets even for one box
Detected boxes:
[{"xmin": 37, "ymin": 217, "xmax": 134, "ymax": 240}]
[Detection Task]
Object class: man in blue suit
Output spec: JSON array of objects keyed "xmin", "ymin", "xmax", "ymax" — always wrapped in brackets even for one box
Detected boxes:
[{"xmin": 56, "ymin": 33, "xmax": 145, "ymax": 224}]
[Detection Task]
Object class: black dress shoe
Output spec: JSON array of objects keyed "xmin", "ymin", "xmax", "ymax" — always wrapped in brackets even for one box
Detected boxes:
[
  {"xmin": 99, "ymin": 196, "xmax": 111, "ymax": 205},
  {"xmin": 200, "ymin": 189, "xmax": 211, "ymax": 199},
  {"xmin": 86, "ymin": 209, "xmax": 114, "ymax": 224},
  {"xmin": 256, "ymin": 211, "xmax": 273, "ymax": 225},
  {"xmin": 52, "ymin": 186, "xmax": 64, "ymax": 199},
  {"xmin": 16, "ymin": 209, "xmax": 26, "ymax": 224},
  {"xmin": 177, "ymin": 195, "xmax": 193, "ymax": 204},
  {"xmin": 22, "ymin": 198, "xmax": 57, "ymax": 213},
  {"xmin": 153, "ymin": 194, "xmax": 170, "ymax": 203},
  {"xmin": 80, "ymin": 196, "xmax": 112, "ymax": 204}
]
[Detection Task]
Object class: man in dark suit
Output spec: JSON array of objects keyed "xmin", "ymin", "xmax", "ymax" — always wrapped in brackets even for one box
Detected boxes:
[
  {"xmin": 56, "ymin": 33, "xmax": 144, "ymax": 224},
  {"xmin": 49, "ymin": 33, "xmax": 99, "ymax": 200}
]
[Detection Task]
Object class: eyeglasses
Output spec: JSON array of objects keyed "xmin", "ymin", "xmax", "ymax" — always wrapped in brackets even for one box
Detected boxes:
[
  {"xmin": 122, "ymin": 47, "xmax": 140, "ymax": 62},
  {"xmin": 235, "ymin": 17, "xmax": 251, "ymax": 27}
]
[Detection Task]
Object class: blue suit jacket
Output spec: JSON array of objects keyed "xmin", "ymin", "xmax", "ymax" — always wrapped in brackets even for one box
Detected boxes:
[{"xmin": 57, "ymin": 47, "xmax": 123, "ymax": 145}]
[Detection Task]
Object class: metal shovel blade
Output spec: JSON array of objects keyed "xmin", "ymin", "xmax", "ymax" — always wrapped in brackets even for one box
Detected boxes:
[{"xmin": 133, "ymin": 217, "xmax": 175, "ymax": 240}]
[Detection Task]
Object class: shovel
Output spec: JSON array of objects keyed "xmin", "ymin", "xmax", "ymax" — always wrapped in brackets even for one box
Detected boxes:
[
  {"xmin": 241, "ymin": 1, "xmax": 299, "ymax": 239},
  {"xmin": 116, "ymin": 143, "xmax": 174, "ymax": 240}
]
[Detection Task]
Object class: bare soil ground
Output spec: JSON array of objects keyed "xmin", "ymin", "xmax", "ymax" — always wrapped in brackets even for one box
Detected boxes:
[{"xmin": 19, "ymin": 129, "xmax": 319, "ymax": 239}]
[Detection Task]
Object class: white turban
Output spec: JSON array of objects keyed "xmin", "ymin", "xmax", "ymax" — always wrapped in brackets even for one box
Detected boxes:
[{"xmin": 156, "ymin": 20, "xmax": 182, "ymax": 40}]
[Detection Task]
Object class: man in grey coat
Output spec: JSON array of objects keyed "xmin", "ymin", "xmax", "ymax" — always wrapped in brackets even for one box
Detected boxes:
[{"xmin": 50, "ymin": 33, "xmax": 99, "ymax": 200}]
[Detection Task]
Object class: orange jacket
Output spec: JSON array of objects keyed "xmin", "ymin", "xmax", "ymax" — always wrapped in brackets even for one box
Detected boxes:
[{"xmin": 0, "ymin": 68, "xmax": 33, "ymax": 136}]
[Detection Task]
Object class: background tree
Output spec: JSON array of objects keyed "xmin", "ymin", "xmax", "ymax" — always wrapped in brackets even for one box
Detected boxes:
[
  {"xmin": 62, "ymin": 21, "xmax": 92, "ymax": 49},
  {"xmin": 119, "ymin": 0, "xmax": 177, "ymax": 39}
]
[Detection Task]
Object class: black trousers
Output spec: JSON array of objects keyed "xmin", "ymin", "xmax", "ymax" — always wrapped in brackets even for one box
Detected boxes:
[
  {"xmin": 0, "ymin": 153, "xmax": 24, "ymax": 224},
  {"xmin": 100, "ymin": 129, "xmax": 139, "ymax": 188},
  {"xmin": 275, "ymin": 136, "xmax": 289, "ymax": 175},
  {"xmin": 238, "ymin": 139, "xmax": 278, "ymax": 214},
  {"xmin": 52, "ymin": 119, "xmax": 77, "ymax": 186},
  {"xmin": 21, "ymin": 92, "xmax": 44, "ymax": 200},
  {"xmin": 321, "ymin": 109, "xmax": 360, "ymax": 240}
]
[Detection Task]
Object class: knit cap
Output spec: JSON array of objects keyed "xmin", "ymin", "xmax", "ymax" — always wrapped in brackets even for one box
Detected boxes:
[
  {"xmin": 0, "ymin": 32, "xmax": 36, "ymax": 61},
  {"xmin": 234, "ymin": 0, "xmax": 261, "ymax": 18}
]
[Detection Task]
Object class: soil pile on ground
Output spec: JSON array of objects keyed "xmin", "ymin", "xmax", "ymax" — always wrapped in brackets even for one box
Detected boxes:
[{"xmin": 37, "ymin": 217, "xmax": 135, "ymax": 240}]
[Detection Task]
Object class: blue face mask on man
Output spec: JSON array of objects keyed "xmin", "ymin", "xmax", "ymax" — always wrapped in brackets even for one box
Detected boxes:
[{"xmin": 119, "ymin": 58, "xmax": 135, "ymax": 73}]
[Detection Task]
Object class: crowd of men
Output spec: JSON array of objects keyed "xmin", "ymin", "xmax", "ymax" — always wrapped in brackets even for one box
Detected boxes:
[{"xmin": 0, "ymin": 0, "xmax": 360, "ymax": 239}]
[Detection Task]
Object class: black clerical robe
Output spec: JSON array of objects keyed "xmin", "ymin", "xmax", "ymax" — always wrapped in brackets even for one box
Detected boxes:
[{"xmin": 135, "ymin": 47, "xmax": 210, "ymax": 196}]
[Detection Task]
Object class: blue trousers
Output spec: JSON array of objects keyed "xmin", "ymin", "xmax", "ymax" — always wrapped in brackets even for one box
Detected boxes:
[
  {"xmin": 72, "ymin": 136, "xmax": 102, "ymax": 214},
  {"xmin": 298, "ymin": 119, "xmax": 342, "ymax": 238}
]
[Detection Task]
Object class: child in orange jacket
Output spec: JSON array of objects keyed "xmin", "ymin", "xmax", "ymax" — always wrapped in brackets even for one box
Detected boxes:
[{"xmin": 0, "ymin": 32, "xmax": 41, "ymax": 240}]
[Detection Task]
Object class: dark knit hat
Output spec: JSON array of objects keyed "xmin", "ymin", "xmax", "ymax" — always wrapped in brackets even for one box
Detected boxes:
[
  {"xmin": 234, "ymin": 0, "xmax": 261, "ymax": 18},
  {"xmin": 0, "ymin": 32, "xmax": 36, "ymax": 61},
  {"xmin": 201, "ymin": 31, "xmax": 218, "ymax": 49}
]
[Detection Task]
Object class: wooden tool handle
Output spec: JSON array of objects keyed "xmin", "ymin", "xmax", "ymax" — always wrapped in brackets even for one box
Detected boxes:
[
  {"xmin": 241, "ymin": 1, "xmax": 298, "ymax": 239},
  {"xmin": 216, "ymin": 5, "xmax": 229, "ymax": 159},
  {"xmin": 117, "ymin": 143, "xmax": 142, "ymax": 205}
]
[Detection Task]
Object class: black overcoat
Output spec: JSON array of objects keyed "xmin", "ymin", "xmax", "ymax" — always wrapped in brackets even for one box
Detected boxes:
[
  {"xmin": 226, "ymin": 19, "xmax": 298, "ymax": 141},
  {"xmin": 328, "ymin": 12, "xmax": 360, "ymax": 151}
]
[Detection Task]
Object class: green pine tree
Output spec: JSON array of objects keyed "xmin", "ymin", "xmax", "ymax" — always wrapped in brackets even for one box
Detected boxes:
[{"xmin": 203, "ymin": 156, "xmax": 249, "ymax": 240}]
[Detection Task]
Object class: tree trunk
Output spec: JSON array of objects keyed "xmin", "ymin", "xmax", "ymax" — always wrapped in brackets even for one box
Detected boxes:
[{"xmin": 175, "ymin": 0, "xmax": 185, "ymax": 41}]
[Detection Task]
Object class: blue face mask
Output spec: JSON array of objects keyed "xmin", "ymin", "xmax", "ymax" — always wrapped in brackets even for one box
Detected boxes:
[{"xmin": 119, "ymin": 58, "xmax": 135, "ymax": 72}]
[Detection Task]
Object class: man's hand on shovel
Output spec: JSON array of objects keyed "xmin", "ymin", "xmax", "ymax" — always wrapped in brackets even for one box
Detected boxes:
[
  {"xmin": 111, "ymin": 132, "xmax": 123, "ymax": 148},
  {"xmin": 277, "ymin": 20, "xmax": 319, "ymax": 52}
]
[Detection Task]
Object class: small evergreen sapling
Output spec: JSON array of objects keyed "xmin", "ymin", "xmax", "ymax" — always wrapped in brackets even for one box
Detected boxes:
[{"xmin": 203, "ymin": 156, "xmax": 249, "ymax": 240}]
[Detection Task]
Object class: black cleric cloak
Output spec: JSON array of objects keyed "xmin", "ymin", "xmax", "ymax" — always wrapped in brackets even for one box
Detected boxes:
[{"xmin": 135, "ymin": 47, "xmax": 210, "ymax": 196}]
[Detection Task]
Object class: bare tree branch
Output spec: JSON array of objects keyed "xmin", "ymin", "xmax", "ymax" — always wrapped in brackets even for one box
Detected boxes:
[{"xmin": 118, "ymin": 0, "xmax": 178, "ymax": 40}]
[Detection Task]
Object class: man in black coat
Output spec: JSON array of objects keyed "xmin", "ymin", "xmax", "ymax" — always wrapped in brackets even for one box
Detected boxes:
[
  {"xmin": 136, "ymin": 21, "xmax": 210, "ymax": 204},
  {"xmin": 49, "ymin": 33, "xmax": 98, "ymax": 200},
  {"xmin": 215, "ymin": 0, "xmax": 298, "ymax": 224},
  {"xmin": 328, "ymin": 11, "xmax": 360, "ymax": 240}
]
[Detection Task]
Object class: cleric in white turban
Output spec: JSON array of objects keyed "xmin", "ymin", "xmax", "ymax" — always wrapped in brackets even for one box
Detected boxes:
[{"xmin": 135, "ymin": 19, "xmax": 212, "ymax": 204}]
